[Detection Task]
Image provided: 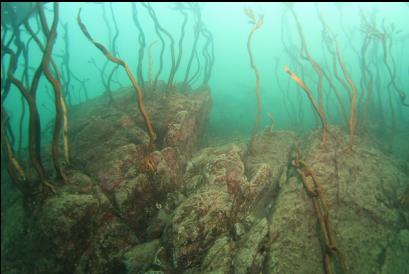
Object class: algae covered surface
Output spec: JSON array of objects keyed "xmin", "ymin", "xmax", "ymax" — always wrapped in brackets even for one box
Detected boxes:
[{"xmin": 2, "ymin": 2, "xmax": 409, "ymax": 274}]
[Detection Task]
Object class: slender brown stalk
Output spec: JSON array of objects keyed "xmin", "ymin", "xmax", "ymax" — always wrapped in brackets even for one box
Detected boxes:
[
  {"xmin": 148, "ymin": 40, "xmax": 158, "ymax": 86},
  {"xmin": 174, "ymin": 6, "xmax": 188, "ymax": 85},
  {"xmin": 131, "ymin": 3, "xmax": 146, "ymax": 89},
  {"xmin": 334, "ymin": 41, "xmax": 358, "ymax": 150},
  {"xmin": 40, "ymin": 3, "xmax": 69, "ymax": 179},
  {"xmin": 1, "ymin": 108, "xmax": 26, "ymax": 185},
  {"xmin": 285, "ymin": 66, "xmax": 328, "ymax": 142},
  {"xmin": 361, "ymin": 13, "xmax": 408, "ymax": 107},
  {"xmin": 289, "ymin": 6, "xmax": 348, "ymax": 124},
  {"xmin": 184, "ymin": 4, "xmax": 202, "ymax": 86},
  {"xmin": 318, "ymin": 11, "xmax": 358, "ymax": 149},
  {"xmin": 141, "ymin": 3, "xmax": 165, "ymax": 89},
  {"xmin": 77, "ymin": 9, "xmax": 156, "ymax": 155},
  {"xmin": 245, "ymin": 8, "xmax": 264, "ymax": 144},
  {"xmin": 3, "ymin": 45, "xmax": 43, "ymax": 177}
]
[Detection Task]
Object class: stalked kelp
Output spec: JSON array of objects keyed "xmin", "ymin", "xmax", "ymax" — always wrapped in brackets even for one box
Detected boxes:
[
  {"xmin": 316, "ymin": 7, "xmax": 359, "ymax": 150},
  {"xmin": 1, "ymin": 3, "xmax": 408, "ymax": 274},
  {"xmin": 2, "ymin": 2, "xmax": 69, "ymax": 195},
  {"xmin": 77, "ymin": 9, "xmax": 157, "ymax": 172},
  {"xmin": 142, "ymin": 3, "xmax": 177, "ymax": 90},
  {"xmin": 181, "ymin": 3, "xmax": 215, "ymax": 89},
  {"xmin": 280, "ymin": 3, "xmax": 408, "ymax": 154},
  {"xmin": 244, "ymin": 7, "xmax": 264, "ymax": 148},
  {"xmin": 131, "ymin": 3, "xmax": 146, "ymax": 89},
  {"xmin": 86, "ymin": 3, "xmax": 215, "ymax": 94},
  {"xmin": 40, "ymin": 3, "xmax": 70, "ymax": 178},
  {"xmin": 284, "ymin": 66, "xmax": 328, "ymax": 142},
  {"xmin": 360, "ymin": 12, "xmax": 408, "ymax": 108},
  {"xmin": 59, "ymin": 22, "xmax": 72, "ymax": 108},
  {"xmin": 284, "ymin": 4, "xmax": 336, "ymax": 143}
]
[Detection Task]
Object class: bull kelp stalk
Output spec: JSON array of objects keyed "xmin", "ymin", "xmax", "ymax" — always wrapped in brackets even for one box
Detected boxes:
[
  {"xmin": 143, "ymin": 3, "xmax": 176, "ymax": 90},
  {"xmin": 26, "ymin": 13, "xmax": 70, "ymax": 169},
  {"xmin": 148, "ymin": 40, "xmax": 158, "ymax": 85},
  {"xmin": 273, "ymin": 57, "xmax": 295, "ymax": 127},
  {"xmin": 96, "ymin": 4, "xmax": 113, "ymax": 103},
  {"xmin": 106, "ymin": 2, "xmax": 120, "ymax": 103},
  {"xmin": 70, "ymin": 71, "xmax": 90, "ymax": 102},
  {"xmin": 3, "ymin": 45, "xmax": 42, "ymax": 184},
  {"xmin": 201, "ymin": 28, "xmax": 215, "ymax": 87},
  {"xmin": 317, "ymin": 11, "xmax": 358, "ymax": 150},
  {"xmin": 61, "ymin": 22, "xmax": 72, "ymax": 107},
  {"xmin": 25, "ymin": 13, "xmax": 69, "ymax": 168},
  {"xmin": 131, "ymin": 3, "xmax": 146, "ymax": 89},
  {"xmin": 39, "ymin": 3, "xmax": 70, "ymax": 177},
  {"xmin": 285, "ymin": 66, "xmax": 328, "ymax": 142},
  {"xmin": 173, "ymin": 4, "xmax": 188, "ymax": 84},
  {"xmin": 288, "ymin": 5, "xmax": 348, "ymax": 126},
  {"xmin": 373, "ymin": 57, "xmax": 385, "ymax": 131},
  {"xmin": 280, "ymin": 8, "xmax": 306, "ymax": 129},
  {"xmin": 361, "ymin": 13, "xmax": 408, "ymax": 107},
  {"xmin": 1, "ymin": 107, "xmax": 27, "ymax": 193},
  {"xmin": 334, "ymin": 38, "xmax": 358, "ymax": 150},
  {"xmin": 1, "ymin": 11, "xmax": 22, "ymax": 152},
  {"xmin": 357, "ymin": 25, "xmax": 373, "ymax": 132},
  {"xmin": 183, "ymin": 3, "xmax": 202, "ymax": 86},
  {"xmin": 245, "ymin": 8, "xmax": 264, "ymax": 145},
  {"xmin": 8, "ymin": 12, "xmax": 32, "ymax": 154},
  {"xmin": 77, "ymin": 9, "xmax": 157, "ymax": 156},
  {"xmin": 186, "ymin": 49, "xmax": 202, "ymax": 87},
  {"xmin": 141, "ymin": 3, "xmax": 165, "ymax": 89},
  {"xmin": 2, "ymin": 38, "xmax": 55, "ymax": 193}
]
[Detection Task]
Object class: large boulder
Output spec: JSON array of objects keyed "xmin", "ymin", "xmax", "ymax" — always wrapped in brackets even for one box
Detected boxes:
[{"xmin": 265, "ymin": 127, "xmax": 409, "ymax": 274}]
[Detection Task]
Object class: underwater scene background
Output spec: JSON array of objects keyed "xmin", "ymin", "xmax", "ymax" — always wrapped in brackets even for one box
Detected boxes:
[{"xmin": 1, "ymin": 2, "xmax": 409, "ymax": 274}]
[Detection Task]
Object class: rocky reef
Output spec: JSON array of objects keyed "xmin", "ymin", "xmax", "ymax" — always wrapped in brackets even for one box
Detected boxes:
[{"xmin": 2, "ymin": 87, "xmax": 408, "ymax": 274}]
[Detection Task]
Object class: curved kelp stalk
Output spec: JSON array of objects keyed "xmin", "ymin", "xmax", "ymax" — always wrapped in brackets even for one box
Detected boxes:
[
  {"xmin": 186, "ymin": 49, "xmax": 202, "ymax": 87},
  {"xmin": 71, "ymin": 71, "xmax": 90, "ymax": 102},
  {"xmin": 1, "ymin": 106, "xmax": 27, "ymax": 193},
  {"xmin": 201, "ymin": 28, "xmax": 215, "ymax": 87},
  {"xmin": 3, "ymin": 8, "xmax": 31, "ymax": 154},
  {"xmin": 99, "ymin": 3, "xmax": 114, "ymax": 102},
  {"xmin": 140, "ymin": 3, "xmax": 165, "ymax": 89},
  {"xmin": 317, "ymin": 11, "xmax": 358, "ymax": 150},
  {"xmin": 280, "ymin": 8, "xmax": 306, "ymax": 129},
  {"xmin": 245, "ymin": 7, "xmax": 264, "ymax": 146},
  {"xmin": 148, "ymin": 40, "xmax": 158, "ymax": 85},
  {"xmin": 106, "ymin": 2, "xmax": 119, "ymax": 103},
  {"xmin": 288, "ymin": 5, "xmax": 348, "ymax": 126},
  {"xmin": 39, "ymin": 3, "xmax": 70, "ymax": 179},
  {"xmin": 60, "ymin": 22, "xmax": 72, "ymax": 107},
  {"xmin": 77, "ymin": 9, "xmax": 157, "ymax": 170},
  {"xmin": 172, "ymin": 4, "xmax": 189, "ymax": 86},
  {"xmin": 25, "ymin": 6, "xmax": 70, "ymax": 170},
  {"xmin": 361, "ymin": 16, "xmax": 409, "ymax": 107},
  {"xmin": 184, "ymin": 3, "xmax": 202, "ymax": 87},
  {"xmin": 2, "ymin": 42, "xmax": 55, "ymax": 193},
  {"xmin": 285, "ymin": 66, "xmax": 328, "ymax": 143},
  {"xmin": 143, "ymin": 3, "xmax": 176, "ymax": 90},
  {"xmin": 131, "ymin": 3, "xmax": 146, "ymax": 89},
  {"xmin": 273, "ymin": 57, "xmax": 294, "ymax": 127}
]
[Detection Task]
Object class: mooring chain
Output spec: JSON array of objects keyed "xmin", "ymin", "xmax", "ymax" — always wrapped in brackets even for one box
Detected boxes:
[{"xmin": 292, "ymin": 150, "xmax": 347, "ymax": 274}]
